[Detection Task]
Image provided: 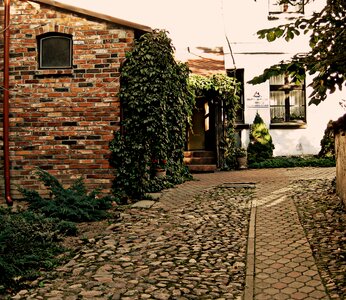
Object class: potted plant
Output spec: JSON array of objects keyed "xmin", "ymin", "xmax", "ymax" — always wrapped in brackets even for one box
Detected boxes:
[
  {"xmin": 152, "ymin": 159, "xmax": 167, "ymax": 178},
  {"xmin": 235, "ymin": 147, "xmax": 247, "ymax": 169}
]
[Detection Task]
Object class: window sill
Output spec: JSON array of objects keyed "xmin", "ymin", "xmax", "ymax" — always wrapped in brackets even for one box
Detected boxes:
[
  {"xmin": 34, "ymin": 69, "xmax": 74, "ymax": 78},
  {"xmin": 268, "ymin": 12, "xmax": 304, "ymax": 21},
  {"xmin": 270, "ymin": 122, "xmax": 307, "ymax": 129}
]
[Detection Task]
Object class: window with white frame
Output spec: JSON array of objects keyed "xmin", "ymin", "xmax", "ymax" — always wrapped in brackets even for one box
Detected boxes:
[
  {"xmin": 270, "ymin": 74, "xmax": 306, "ymax": 124},
  {"xmin": 268, "ymin": 0, "xmax": 304, "ymax": 15},
  {"xmin": 37, "ymin": 32, "xmax": 73, "ymax": 69}
]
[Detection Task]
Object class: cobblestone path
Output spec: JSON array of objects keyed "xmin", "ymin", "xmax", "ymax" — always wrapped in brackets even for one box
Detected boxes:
[{"xmin": 11, "ymin": 167, "xmax": 336, "ymax": 300}]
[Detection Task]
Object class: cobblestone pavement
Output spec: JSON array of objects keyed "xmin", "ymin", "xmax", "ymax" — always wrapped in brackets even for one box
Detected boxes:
[{"xmin": 11, "ymin": 167, "xmax": 336, "ymax": 300}]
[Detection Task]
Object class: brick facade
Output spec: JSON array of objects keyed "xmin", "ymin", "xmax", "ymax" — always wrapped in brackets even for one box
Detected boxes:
[{"xmin": 0, "ymin": 0, "xmax": 147, "ymax": 199}]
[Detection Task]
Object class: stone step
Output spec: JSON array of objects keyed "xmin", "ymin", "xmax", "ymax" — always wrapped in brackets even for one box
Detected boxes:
[
  {"xmin": 187, "ymin": 164, "xmax": 217, "ymax": 173},
  {"xmin": 184, "ymin": 151, "xmax": 217, "ymax": 173},
  {"xmin": 184, "ymin": 156, "xmax": 216, "ymax": 165},
  {"xmin": 184, "ymin": 150, "xmax": 215, "ymax": 158}
]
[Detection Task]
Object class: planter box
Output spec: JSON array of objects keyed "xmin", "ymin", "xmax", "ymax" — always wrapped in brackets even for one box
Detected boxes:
[
  {"xmin": 155, "ymin": 169, "xmax": 166, "ymax": 178},
  {"xmin": 236, "ymin": 156, "xmax": 248, "ymax": 169}
]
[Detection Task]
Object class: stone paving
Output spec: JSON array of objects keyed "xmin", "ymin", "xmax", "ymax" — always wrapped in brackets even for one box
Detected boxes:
[
  {"xmin": 10, "ymin": 167, "xmax": 336, "ymax": 300},
  {"xmin": 162, "ymin": 167, "xmax": 336, "ymax": 299},
  {"xmin": 252, "ymin": 187, "xmax": 329, "ymax": 300}
]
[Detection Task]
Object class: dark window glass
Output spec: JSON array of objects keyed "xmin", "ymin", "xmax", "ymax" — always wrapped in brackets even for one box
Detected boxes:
[
  {"xmin": 38, "ymin": 33, "xmax": 72, "ymax": 69},
  {"xmin": 227, "ymin": 69, "xmax": 245, "ymax": 123}
]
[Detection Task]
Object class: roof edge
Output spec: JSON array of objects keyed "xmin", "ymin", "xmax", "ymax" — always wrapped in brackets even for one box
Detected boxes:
[{"xmin": 29, "ymin": 0, "xmax": 152, "ymax": 32}]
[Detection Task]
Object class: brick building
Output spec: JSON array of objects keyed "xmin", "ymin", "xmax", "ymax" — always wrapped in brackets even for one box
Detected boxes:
[{"xmin": 0, "ymin": 0, "xmax": 151, "ymax": 200}]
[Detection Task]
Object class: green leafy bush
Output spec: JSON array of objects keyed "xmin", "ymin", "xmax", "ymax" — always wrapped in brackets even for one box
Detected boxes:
[
  {"xmin": 19, "ymin": 168, "xmax": 114, "ymax": 222},
  {"xmin": 143, "ymin": 176, "xmax": 175, "ymax": 194},
  {"xmin": 318, "ymin": 120, "xmax": 335, "ymax": 158},
  {"xmin": 249, "ymin": 156, "xmax": 335, "ymax": 169},
  {"xmin": 0, "ymin": 208, "xmax": 66, "ymax": 291},
  {"xmin": 247, "ymin": 113, "xmax": 275, "ymax": 164},
  {"xmin": 109, "ymin": 29, "xmax": 193, "ymax": 200}
]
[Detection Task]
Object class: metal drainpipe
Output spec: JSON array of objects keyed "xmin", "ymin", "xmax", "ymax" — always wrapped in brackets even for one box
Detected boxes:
[{"xmin": 3, "ymin": 0, "xmax": 13, "ymax": 206}]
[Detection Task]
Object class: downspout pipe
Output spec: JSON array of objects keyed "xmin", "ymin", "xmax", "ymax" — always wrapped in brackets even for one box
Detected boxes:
[{"xmin": 3, "ymin": 0, "xmax": 13, "ymax": 206}]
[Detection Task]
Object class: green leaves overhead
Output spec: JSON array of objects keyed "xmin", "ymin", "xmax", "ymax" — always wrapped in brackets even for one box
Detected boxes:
[
  {"xmin": 249, "ymin": 60, "xmax": 306, "ymax": 86},
  {"xmin": 257, "ymin": 24, "xmax": 299, "ymax": 43},
  {"xmin": 188, "ymin": 73, "xmax": 240, "ymax": 111},
  {"xmin": 252, "ymin": 0, "xmax": 346, "ymax": 105}
]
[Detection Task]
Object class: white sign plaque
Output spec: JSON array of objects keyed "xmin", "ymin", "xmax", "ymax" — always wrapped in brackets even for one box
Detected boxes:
[{"xmin": 246, "ymin": 91, "xmax": 269, "ymax": 108}]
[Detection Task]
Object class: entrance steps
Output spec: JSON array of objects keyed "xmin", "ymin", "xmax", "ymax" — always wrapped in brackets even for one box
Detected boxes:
[{"xmin": 184, "ymin": 151, "xmax": 217, "ymax": 173}]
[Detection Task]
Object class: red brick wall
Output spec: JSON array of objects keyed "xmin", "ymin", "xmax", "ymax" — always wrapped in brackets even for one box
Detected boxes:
[{"xmin": 0, "ymin": 0, "xmax": 135, "ymax": 199}]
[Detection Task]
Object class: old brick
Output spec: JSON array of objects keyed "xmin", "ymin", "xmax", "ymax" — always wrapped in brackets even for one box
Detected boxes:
[
  {"xmin": 54, "ymin": 87, "xmax": 69, "ymax": 92},
  {"xmin": 0, "ymin": 0, "xmax": 139, "ymax": 196},
  {"xmin": 78, "ymin": 83, "xmax": 93, "ymax": 87}
]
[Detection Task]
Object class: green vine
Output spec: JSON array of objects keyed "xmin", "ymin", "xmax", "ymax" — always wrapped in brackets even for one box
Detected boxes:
[
  {"xmin": 109, "ymin": 30, "xmax": 194, "ymax": 201},
  {"xmin": 188, "ymin": 74, "xmax": 240, "ymax": 169}
]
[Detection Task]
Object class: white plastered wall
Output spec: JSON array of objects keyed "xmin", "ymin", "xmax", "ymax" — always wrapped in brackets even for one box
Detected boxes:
[{"xmin": 223, "ymin": 0, "xmax": 344, "ymax": 156}]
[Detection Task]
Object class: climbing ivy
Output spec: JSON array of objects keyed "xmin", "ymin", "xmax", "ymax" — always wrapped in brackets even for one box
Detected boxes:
[
  {"xmin": 188, "ymin": 74, "xmax": 240, "ymax": 169},
  {"xmin": 109, "ymin": 30, "xmax": 194, "ymax": 201}
]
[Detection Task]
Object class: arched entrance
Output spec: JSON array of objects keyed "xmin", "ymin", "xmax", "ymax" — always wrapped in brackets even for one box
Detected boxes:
[{"xmin": 185, "ymin": 97, "xmax": 223, "ymax": 172}]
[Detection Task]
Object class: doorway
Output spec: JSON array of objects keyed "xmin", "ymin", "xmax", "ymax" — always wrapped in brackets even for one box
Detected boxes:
[{"xmin": 187, "ymin": 97, "xmax": 215, "ymax": 151}]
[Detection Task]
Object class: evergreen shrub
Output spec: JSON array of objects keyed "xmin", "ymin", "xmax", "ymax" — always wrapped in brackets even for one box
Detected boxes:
[
  {"xmin": 318, "ymin": 120, "xmax": 335, "ymax": 158},
  {"xmin": 19, "ymin": 168, "xmax": 114, "ymax": 222},
  {"xmin": 247, "ymin": 113, "xmax": 275, "ymax": 164},
  {"xmin": 0, "ymin": 208, "xmax": 66, "ymax": 291}
]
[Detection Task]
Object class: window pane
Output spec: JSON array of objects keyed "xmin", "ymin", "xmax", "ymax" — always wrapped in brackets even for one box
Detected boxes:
[
  {"xmin": 269, "ymin": 74, "xmax": 285, "ymax": 85},
  {"xmin": 287, "ymin": 0, "xmax": 303, "ymax": 12},
  {"xmin": 269, "ymin": 0, "xmax": 303, "ymax": 13},
  {"xmin": 270, "ymin": 91, "xmax": 285, "ymax": 122},
  {"xmin": 290, "ymin": 90, "xmax": 305, "ymax": 120},
  {"xmin": 269, "ymin": 72, "xmax": 306, "ymax": 123},
  {"xmin": 41, "ymin": 36, "xmax": 71, "ymax": 68}
]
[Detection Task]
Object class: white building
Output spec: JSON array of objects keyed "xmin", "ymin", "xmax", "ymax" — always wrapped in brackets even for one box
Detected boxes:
[{"xmin": 180, "ymin": 0, "xmax": 344, "ymax": 158}]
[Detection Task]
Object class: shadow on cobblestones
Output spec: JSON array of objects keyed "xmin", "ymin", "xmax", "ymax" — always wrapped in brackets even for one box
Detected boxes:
[
  {"xmin": 11, "ymin": 186, "xmax": 253, "ymax": 300},
  {"xmin": 7, "ymin": 167, "xmax": 340, "ymax": 300},
  {"xmin": 292, "ymin": 179, "xmax": 346, "ymax": 300}
]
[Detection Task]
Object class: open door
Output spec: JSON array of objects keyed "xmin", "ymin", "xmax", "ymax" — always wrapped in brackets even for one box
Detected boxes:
[
  {"xmin": 187, "ymin": 97, "xmax": 216, "ymax": 151},
  {"xmin": 188, "ymin": 98, "xmax": 205, "ymax": 150}
]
